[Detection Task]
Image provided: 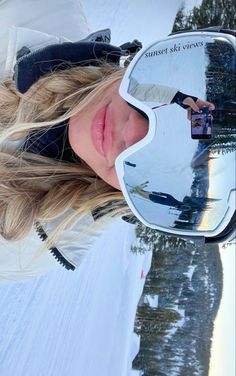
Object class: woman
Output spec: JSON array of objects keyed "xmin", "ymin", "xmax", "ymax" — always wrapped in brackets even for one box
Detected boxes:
[
  {"xmin": 0, "ymin": 0, "xmax": 115, "ymax": 281},
  {"xmin": 0, "ymin": 4, "xmax": 214, "ymax": 282}
]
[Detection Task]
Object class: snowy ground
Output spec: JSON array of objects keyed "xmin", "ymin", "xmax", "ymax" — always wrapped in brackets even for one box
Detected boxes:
[
  {"xmin": 1, "ymin": 1, "xmax": 234, "ymax": 374},
  {"xmin": 209, "ymin": 244, "xmax": 236, "ymax": 376},
  {"xmin": 0, "ymin": 219, "xmax": 152, "ymax": 376},
  {"xmin": 0, "ymin": 1, "xmax": 183, "ymax": 376}
]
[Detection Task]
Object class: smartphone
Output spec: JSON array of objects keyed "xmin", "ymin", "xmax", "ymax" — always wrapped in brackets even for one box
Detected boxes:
[{"xmin": 191, "ymin": 107, "xmax": 213, "ymax": 139}]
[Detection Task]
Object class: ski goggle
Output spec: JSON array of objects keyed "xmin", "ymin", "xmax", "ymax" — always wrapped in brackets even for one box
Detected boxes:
[{"xmin": 116, "ymin": 30, "xmax": 236, "ymax": 242}]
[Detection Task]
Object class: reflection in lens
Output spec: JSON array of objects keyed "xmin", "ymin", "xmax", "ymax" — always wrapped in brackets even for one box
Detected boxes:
[{"xmin": 119, "ymin": 34, "xmax": 235, "ymax": 237}]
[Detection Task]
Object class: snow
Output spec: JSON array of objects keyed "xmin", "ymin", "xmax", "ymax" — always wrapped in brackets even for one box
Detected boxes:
[
  {"xmin": 0, "ymin": 1, "xmax": 182, "ymax": 375},
  {"xmin": 144, "ymin": 294, "xmax": 159, "ymax": 308},
  {"xmin": 80, "ymin": 0, "xmax": 182, "ymax": 46},
  {"xmin": 165, "ymin": 307, "xmax": 185, "ymax": 340},
  {"xmin": 0, "ymin": 219, "xmax": 152, "ymax": 376},
  {"xmin": 183, "ymin": 264, "xmax": 197, "ymax": 281}
]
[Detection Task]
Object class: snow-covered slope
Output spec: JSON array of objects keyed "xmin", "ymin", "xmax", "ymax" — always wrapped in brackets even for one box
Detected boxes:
[
  {"xmin": 0, "ymin": 219, "xmax": 152, "ymax": 376},
  {"xmin": 0, "ymin": 1, "xmax": 181, "ymax": 375},
  {"xmin": 80, "ymin": 0, "xmax": 182, "ymax": 45}
]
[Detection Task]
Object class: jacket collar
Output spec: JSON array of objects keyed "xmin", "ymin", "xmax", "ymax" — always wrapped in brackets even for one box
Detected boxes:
[{"xmin": 22, "ymin": 120, "xmax": 80, "ymax": 163}]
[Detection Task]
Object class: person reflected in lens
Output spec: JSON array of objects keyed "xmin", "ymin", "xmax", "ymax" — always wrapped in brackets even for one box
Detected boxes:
[
  {"xmin": 130, "ymin": 183, "xmax": 188, "ymax": 211},
  {"xmin": 128, "ymin": 77, "xmax": 215, "ymax": 118}
]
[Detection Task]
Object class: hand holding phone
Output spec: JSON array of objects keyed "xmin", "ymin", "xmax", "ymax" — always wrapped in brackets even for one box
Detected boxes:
[{"xmin": 191, "ymin": 107, "xmax": 213, "ymax": 139}]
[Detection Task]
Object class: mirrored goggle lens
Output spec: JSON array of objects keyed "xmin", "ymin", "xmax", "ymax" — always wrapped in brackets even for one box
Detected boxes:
[{"xmin": 117, "ymin": 32, "xmax": 236, "ymax": 237}]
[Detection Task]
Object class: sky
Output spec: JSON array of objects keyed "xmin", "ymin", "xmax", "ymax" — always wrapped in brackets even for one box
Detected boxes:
[
  {"xmin": 184, "ymin": 0, "xmax": 203, "ymax": 11},
  {"xmin": 209, "ymin": 244, "xmax": 236, "ymax": 376},
  {"xmin": 180, "ymin": 2, "xmax": 235, "ymax": 374}
]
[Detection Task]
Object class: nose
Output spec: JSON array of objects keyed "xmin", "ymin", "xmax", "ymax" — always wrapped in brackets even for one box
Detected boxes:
[{"xmin": 123, "ymin": 109, "xmax": 149, "ymax": 149}]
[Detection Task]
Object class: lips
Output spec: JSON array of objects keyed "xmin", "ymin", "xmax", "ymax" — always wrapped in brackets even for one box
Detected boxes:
[
  {"xmin": 91, "ymin": 103, "xmax": 112, "ymax": 158},
  {"xmin": 103, "ymin": 103, "xmax": 112, "ymax": 157}
]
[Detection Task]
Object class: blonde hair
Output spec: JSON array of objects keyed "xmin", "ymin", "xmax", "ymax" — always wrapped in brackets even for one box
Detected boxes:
[{"xmin": 0, "ymin": 63, "xmax": 129, "ymax": 246}]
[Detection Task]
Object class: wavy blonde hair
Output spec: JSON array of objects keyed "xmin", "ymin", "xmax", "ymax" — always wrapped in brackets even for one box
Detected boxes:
[{"xmin": 0, "ymin": 63, "xmax": 129, "ymax": 246}]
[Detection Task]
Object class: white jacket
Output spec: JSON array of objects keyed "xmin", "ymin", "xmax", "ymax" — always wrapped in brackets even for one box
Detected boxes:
[
  {"xmin": 129, "ymin": 77, "xmax": 178, "ymax": 104},
  {"xmin": 0, "ymin": 0, "xmax": 90, "ymax": 77},
  {"xmin": 0, "ymin": 2, "xmax": 110, "ymax": 282}
]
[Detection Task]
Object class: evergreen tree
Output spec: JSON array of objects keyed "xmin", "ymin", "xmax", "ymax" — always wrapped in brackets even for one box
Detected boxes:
[
  {"xmin": 132, "ymin": 2, "xmax": 229, "ymax": 374},
  {"xmin": 172, "ymin": 0, "xmax": 236, "ymax": 157},
  {"xmin": 173, "ymin": 0, "xmax": 236, "ymax": 32}
]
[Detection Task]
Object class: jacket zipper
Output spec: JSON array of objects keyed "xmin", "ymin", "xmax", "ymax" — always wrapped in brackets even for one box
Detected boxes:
[{"xmin": 34, "ymin": 222, "xmax": 75, "ymax": 271}]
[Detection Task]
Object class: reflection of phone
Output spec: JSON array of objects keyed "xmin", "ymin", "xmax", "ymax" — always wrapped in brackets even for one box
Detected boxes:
[{"xmin": 191, "ymin": 107, "xmax": 213, "ymax": 139}]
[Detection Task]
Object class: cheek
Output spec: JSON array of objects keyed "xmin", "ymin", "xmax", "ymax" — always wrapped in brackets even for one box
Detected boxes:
[
  {"xmin": 103, "ymin": 167, "xmax": 121, "ymax": 190},
  {"xmin": 69, "ymin": 112, "xmax": 91, "ymax": 159},
  {"xmin": 90, "ymin": 161, "xmax": 120, "ymax": 190}
]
